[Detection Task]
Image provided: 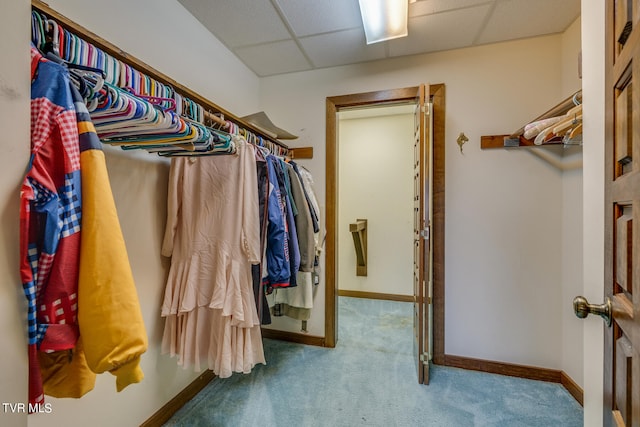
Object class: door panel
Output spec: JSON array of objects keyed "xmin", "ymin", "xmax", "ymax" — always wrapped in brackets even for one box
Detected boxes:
[
  {"xmin": 413, "ymin": 83, "xmax": 432, "ymax": 384},
  {"xmin": 605, "ymin": 1, "xmax": 640, "ymax": 425}
]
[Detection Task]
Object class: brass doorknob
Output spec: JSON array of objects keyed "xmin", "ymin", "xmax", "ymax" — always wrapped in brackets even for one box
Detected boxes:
[{"xmin": 573, "ymin": 296, "xmax": 612, "ymax": 327}]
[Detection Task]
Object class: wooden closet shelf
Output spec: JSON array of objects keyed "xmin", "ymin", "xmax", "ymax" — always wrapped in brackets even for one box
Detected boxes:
[
  {"xmin": 480, "ymin": 135, "xmax": 564, "ymax": 149},
  {"xmin": 290, "ymin": 146, "xmax": 314, "ymax": 159},
  {"xmin": 481, "ymin": 89, "xmax": 582, "ymax": 149}
]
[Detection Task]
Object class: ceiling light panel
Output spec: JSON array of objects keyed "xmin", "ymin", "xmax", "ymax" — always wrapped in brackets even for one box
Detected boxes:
[{"xmin": 359, "ymin": 0, "xmax": 409, "ymax": 44}]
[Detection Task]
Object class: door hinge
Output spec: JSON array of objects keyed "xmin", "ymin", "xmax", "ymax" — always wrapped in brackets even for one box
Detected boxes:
[
  {"xmin": 419, "ymin": 352, "xmax": 430, "ymax": 364},
  {"xmin": 420, "ymin": 227, "xmax": 430, "ymax": 240}
]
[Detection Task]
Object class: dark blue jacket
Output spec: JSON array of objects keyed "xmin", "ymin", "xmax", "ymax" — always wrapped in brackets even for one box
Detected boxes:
[{"xmin": 263, "ymin": 156, "xmax": 290, "ymax": 287}]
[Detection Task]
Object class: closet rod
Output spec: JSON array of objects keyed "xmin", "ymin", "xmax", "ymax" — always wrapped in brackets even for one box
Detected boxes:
[
  {"xmin": 203, "ymin": 111, "xmax": 228, "ymax": 129},
  {"xmin": 31, "ymin": 0, "xmax": 289, "ymax": 151}
]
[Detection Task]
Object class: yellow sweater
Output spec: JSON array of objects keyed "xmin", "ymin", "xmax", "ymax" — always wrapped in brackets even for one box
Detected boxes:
[
  {"xmin": 77, "ymin": 148, "xmax": 147, "ymax": 391},
  {"xmin": 41, "ymin": 117, "xmax": 147, "ymax": 398}
]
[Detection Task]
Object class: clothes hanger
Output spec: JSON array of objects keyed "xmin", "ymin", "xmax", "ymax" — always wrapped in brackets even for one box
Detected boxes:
[
  {"xmin": 32, "ymin": 12, "xmax": 46, "ymax": 50},
  {"xmin": 124, "ymin": 87, "xmax": 176, "ymax": 112},
  {"xmin": 43, "ymin": 18, "xmax": 61, "ymax": 56},
  {"xmin": 563, "ymin": 123, "xmax": 583, "ymax": 145},
  {"xmin": 572, "ymin": 91, "xmax": 582, "ymax": 106},
  {"xmin": 40, "ymin": 29, "xmax": 108, "ymax": 101},
  {"xmin": 569, "ymin": 123, "xmax": 582, "ymax": 139},
  {"xmin": 95, "ymin": 88, "xmax": 204, "ymax": 146},
  {"xmin": 109, "ymin": 56, "xmax": 120, "ymax": 86},
  {"xmin": 69, "ymin": 68, "xmax": 105, "ymax": 101},
  {"xmin": 552, "ymin": 113, "xmax": 582, "ymax": 135}
]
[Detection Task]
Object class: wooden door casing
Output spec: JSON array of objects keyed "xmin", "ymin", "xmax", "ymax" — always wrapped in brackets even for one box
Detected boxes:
[
  {"xmin": 324, "ymin": 85, "xmax": 445, "ymax": 378},
  {"xmin": 413, "ymin": 83, "xmax": 430, "ymax": 384},
  {"xmin": 605, "ymin": 0, "xmax": 640, "ymax": 426}
]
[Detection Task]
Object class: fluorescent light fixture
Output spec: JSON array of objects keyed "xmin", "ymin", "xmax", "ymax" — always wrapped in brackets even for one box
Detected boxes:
[{"xmin": 358, "ymin": 0, "xmax": 409, "ymax": 44}]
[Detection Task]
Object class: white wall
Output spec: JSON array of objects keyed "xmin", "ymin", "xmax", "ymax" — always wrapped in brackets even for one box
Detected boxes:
[
  {"xmin": 260, "ymin": 33, "xmax": 580, "ymax": 370},
  {"xmin": 558, "ymin": 17, "xmax": 585, "ymax": 389},
  {"xmin": 562, "ymin": 18, "xmax": 583, "ymax": 95},
  {"xmin": 337, "ymin": 108, "xmax": 414, "ymax": 296},
  {"xmin": 3, "ymin": 0, "xmax": 263, "ymax": 426},
  {"xmin": 0, "ymin": 0, "xmax": 30, "ymax": 426},
  {"xmin": 581, "ymin": 0, "xmax": 605, "ymax": 424},
  {"xmin": 561, "ymin": 166, "xmax": 584, "ymax": 386}
]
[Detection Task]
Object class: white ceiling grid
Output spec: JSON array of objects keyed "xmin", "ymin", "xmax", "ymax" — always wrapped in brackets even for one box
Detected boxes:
[{"xmin": 177, "ymin": 0, "xmax": 581, "ymax": 77}]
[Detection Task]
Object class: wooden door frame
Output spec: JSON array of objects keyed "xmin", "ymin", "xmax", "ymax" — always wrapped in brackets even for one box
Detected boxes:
[{"xmin": 324, "ymin": 85, "xmax": 445, "ymax": 366}]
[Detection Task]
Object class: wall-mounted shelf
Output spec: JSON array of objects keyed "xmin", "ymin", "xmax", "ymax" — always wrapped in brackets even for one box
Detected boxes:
[
  {"xmin": 349, "ymin": 219, "xmax": 367, "ymax": 277},
  {"xmin": 481, "ymin": 90, "xmax": 582, "ymax": 150},
  {"xmin": 480, "ymin": 90, "xmax": 582, "ymax": 170},
  {"xmin": 290, "ymin": 146, "xmax": 314, "ymax": 159},
  {"xmin": 481, "ymin": 135, "xmax": 541, "ymax": 149}
]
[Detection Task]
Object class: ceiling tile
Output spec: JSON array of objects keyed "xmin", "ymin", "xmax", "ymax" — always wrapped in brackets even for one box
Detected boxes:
[
  {"xmin": 389, "ymin": 4, "xmax": 492, "ymax": 56},
  {"xmin": 275, "ymin": 0, "xmax": 363, "ymax": 37},
  {"xmin": 178, "ymin": 0, "xmax": 291, "ymax": 48},
  {"xmin": 234, "ymin": 40, "xmax": 312, "ymax": 77},
  {"xmin": 299, "ymin": 28, "xmax": 386, "ymax": 68},
  {"xmin": 476, "ymin": 0, "xmax": 580, "ymax": 45},
  {"xmin": 177, "ymin": 0, "xmax": 581, "ymax": 76},
  {"xmin": 410, "ymin": 0, "xmax": 494, "ymax": 17}
]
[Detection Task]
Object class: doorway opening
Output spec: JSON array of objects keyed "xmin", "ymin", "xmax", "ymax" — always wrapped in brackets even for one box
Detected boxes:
[
  {"xmin": 336, "ymin": 103, "xmax": 416, "ymax": 302},
  {"xmin": 324, "ymin": 85, "xmax": 446, "ymax": 372}
]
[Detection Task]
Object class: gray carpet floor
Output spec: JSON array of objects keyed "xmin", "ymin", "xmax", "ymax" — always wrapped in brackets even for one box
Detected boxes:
[{"xmin": 163, "ymin": 297, "xmax": 583, "ymax": 426}]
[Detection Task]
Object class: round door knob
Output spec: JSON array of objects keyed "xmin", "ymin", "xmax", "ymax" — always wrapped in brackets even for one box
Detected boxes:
[{"xmin": 573, "ymin": 296, "xmax": 612, "ymax": 326}]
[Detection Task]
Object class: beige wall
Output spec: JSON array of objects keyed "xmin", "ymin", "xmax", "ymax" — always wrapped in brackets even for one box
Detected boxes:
[
  {"xmin": 559, "ymin": 18, "xmax": 585, "ymax": 389},
  {"xmin": 0, "ymin": 0, "xmax": 30, "ymax": 425},
  {"xmin": 337, "ymin": 107, "xmax": 415, "ymax": 296},
  {"xmin": 581, "ymin": 0, "xmax": 605, "ymax": 425},
  {"xmin": 260, "ymin": 32, "xmax": 581, "ymax": 371},
  {"xmin": 562, "ymin": 18, "xmax": 583, "ymax": 95},
  {"xmin": 561, "ymin": 166, "xmax": 584, "ymax": 387}
]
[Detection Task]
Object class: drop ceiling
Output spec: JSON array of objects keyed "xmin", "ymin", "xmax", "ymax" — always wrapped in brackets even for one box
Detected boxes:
[{"xmin": 177, "ymin": 0, "xmax": 581, "ymax": 77}]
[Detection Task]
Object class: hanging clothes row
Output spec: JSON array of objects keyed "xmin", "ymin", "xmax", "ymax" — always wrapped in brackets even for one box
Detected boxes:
[
  {"xmin": 31, "ymin": 10, "xmax": 291, "ymax": 158},
  {"xmin": 159, "ymin": 139, "xmax": 322, "ymax": 377},
  {"xmin": 258, "ymin": 150, "xmax": 322, "ymax": 323},
  {"xmin": 22, "ymin": 44, "xmax": 147, "ymax": 410},
  {"xmin": 243, "ymin": 127, "xmax": 290, "ymax": 158}
]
